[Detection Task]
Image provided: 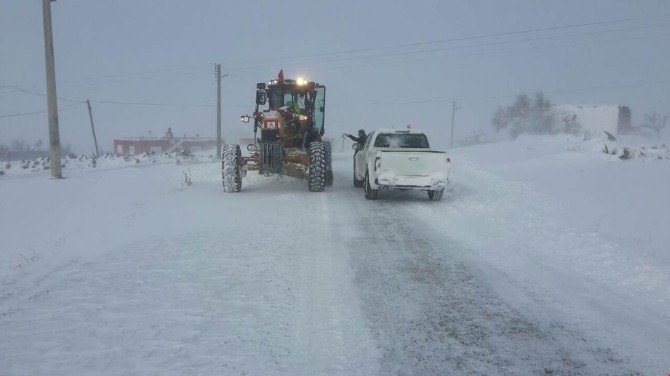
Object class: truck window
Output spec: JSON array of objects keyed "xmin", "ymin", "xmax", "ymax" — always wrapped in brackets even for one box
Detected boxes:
[{"xmin": 374, "ymin": 133, "xmax": 429, "ymax": 148}]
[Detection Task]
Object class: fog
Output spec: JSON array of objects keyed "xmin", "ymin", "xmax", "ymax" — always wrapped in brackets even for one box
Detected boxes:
[
  {"xmin": 3, "ymin": 2, "xmax": 670, "ymax": 373},
  {"xmin": 1, "ymin": 0, "xmax": 669, "ymax": 152}
]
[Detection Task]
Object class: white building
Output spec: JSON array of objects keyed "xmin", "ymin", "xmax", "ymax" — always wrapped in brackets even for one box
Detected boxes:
[{"xmin": 552, "ymin": 105, "xmax": 632, "ymax": 136}]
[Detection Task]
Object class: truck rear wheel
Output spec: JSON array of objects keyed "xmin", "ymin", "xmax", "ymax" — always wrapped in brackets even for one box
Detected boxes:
[
  {"xmin": 364, "ymin": 171, "xmax": 378, "ymax": 200},
  {"xmin": 353, "ymin": 165, "xmax": 364, "ymax": 187},
  {"xmin": 222, "ymin": 144, "xmax": 242, "ymax": 192},
  {"xmin": 308, "ymin": 142, "xmax": 326, "ymax": 192},
  {"xmin": 428, "ymin": 189, "xmax": 444, "ymax": 201}
]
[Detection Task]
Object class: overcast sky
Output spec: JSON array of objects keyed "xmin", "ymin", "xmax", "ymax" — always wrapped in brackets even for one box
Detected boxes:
[{"xmin": 1, "ymin": 0, "xmax": 669, "ymax": 152}]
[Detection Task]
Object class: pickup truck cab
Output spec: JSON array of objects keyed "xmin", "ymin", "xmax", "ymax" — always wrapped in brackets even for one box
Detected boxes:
[{"xmin": 353, "ymin": 129, "xmax": 451, "ymax": 200}]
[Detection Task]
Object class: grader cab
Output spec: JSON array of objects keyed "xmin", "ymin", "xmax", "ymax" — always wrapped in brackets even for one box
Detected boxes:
[{"xmin": 222, "ymin": 71, "xmax": 332, "ymax": 192}]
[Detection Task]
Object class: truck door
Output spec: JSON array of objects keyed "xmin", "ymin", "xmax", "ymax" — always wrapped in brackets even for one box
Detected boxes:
[{"xmin": 355, "ymin": 131, "xmax": 373, "ymax": 179}]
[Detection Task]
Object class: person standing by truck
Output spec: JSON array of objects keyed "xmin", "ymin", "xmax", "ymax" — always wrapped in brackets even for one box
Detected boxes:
[{"xmin": 343, "ymin": 129, "xmax": 367, "ymax": 149}]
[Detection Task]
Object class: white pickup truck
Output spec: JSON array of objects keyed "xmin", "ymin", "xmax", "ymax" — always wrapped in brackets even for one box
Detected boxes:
[{"xmin": 353, "ymin": 129, "xmax": 451, "ymax": 200}]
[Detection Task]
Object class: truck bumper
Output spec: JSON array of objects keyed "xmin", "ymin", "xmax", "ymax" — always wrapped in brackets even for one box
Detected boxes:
[{"xmin": 375, "ymin": 173, "xmax": 448, "ymax": 190}]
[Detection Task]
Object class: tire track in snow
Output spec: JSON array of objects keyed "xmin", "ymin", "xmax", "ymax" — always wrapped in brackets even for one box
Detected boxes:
[
  {"xmin": 290, "ymin": 192, "xmax": 379, "ymax": 375},
  {"xmin": 342, "ymin": 195, "xmax": 642, "ymax": 375}
]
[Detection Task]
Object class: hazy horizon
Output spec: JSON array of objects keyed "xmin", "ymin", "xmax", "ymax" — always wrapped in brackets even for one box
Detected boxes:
[{"xmin": 1, "ymin": 0, "xmax": 669, "ymax": 152}]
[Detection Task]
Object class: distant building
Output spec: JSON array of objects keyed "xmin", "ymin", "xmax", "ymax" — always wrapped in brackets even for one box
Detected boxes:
[
  {"xmin": 552, "ymin": 105, "xmax": 632, "ymax": 136},
  {"xmin": 113, "ymin": 129, "xmax": 218, "ymax": 156}
]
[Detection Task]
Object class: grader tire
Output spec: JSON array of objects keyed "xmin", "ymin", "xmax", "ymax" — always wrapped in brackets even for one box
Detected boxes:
[
  {"xmin": 308, "ymin": 142, "xmax": 327, "ymax": 192},
  {"xmin": 324, "ymin": 140, "xmax": 333, "ymax": 187},
  {"xmin": 222, "ymin": 144, "xmax": 242, "ymax": 192}
]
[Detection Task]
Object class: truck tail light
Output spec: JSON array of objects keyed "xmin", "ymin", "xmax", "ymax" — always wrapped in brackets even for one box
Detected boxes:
[{"xmin": 374, "ymin": 156, "xmax": 381, "ymax": 171}]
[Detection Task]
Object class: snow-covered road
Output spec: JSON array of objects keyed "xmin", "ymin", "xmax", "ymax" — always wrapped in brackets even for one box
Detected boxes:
[{"xmin": 1, "ymin": 146, "xmax": 668, "ymax": 375}]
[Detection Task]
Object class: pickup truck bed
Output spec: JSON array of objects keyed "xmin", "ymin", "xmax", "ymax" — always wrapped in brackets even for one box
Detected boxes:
[
  {"xmin": 353, "ymin": 130, "xmax": 451, "ymax": 200},
  {"xmin": 374, "ymin": 149, "xmax": 449, "ymax": 188}
]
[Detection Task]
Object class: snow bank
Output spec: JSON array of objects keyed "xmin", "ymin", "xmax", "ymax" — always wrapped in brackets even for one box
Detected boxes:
[
  {"xmin": 0, "ymin": 150, "xmax": 218, "ymax": 176},
  {"xmin": 439, "ymin": 134, "xmax": 670, "ymax": 371}
]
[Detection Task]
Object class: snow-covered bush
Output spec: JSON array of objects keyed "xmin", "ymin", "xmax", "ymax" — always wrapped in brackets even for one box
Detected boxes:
[
  {"xmin": 182, "ymin": 169, "xmax": 192, "ymax": 186},
  {"xmin": 0, "ymin": 139, "xmax": 72, "ymax": 161},
  {"xmin": 459, "ymin": 129, "xmax": 490, "ymax": 146},
  {"xmin": 561, "ymin": 114, "xmax": 581, "ymax": 135},
  {"xmin": 602, "ymin": 135, "xmax": 668, "ymax": 161},
  {"xmin": 491, "ymin": 93, "xmax": 553, "ymax": 138}
]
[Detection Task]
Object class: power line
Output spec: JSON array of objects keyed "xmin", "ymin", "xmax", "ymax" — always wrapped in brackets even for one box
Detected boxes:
[
  {"xmin": 2, "ymin": 15, "xmax": 666, "ymax": 118},
  {"xmin": 217, "ymin": 31, "xmax": 670, "ymax": 83},
  {"xmin": 5, "ymin": 65, "xmax": 212, "ymax": 88},
  {"xmin": 220, "ymin": 14, "xmax": 670, "ymax": 68},
  {"xmin": 87, "ymin": 99, "xmax": 214, "ymax": 107},
  {"xmin": 6, "ymin": 75, "xmax": 665, "ymax": 117},
  {"xmin": 545, "ymin": 80, "xmax": 670, "ymax": 96},
  {"xmin": 411, "ymin": 14, "xmax": 670, "ymax": 46},
  {"xmin": 369, "ymin": 79, "xmax": 670, "ymax": 106},
  {"xmin": 112, "ymin": 26, "xmax": 662, "ymax": 90},
  {"xmin": 0, "ymin": 83, "xmax": 84, "ymax": 103},
  {"xmin": 0, "ymin": 97, "xmax": 251, "ymax": 119},
  {"xmin": 3, "ymin": 79, "xmax": 667, "ymax": 125},
  {"xmin": 6, "ymin": 14, "xmax": 668, "ymax": 88},
  {"xmin": 0, "ymin": 109, "xmax": 51, "ymax": 119},
  {"xmin": 386, "ymin": 80, "xmax": 670, "ymax": 106},
  {"xmin": 60, "ymin": 64, "xmax": 211, "ymax": 84},
  {"xmin": 0, "ymin": 83, "xmax": 248, "ymax": 109},
  {"xmin": 0, "ymin": 105, "xmax": 82, "ymax": 119},
  {"xmin": 128, "ymin": 28, "xmax": 670, "ymax": 80},
  {"xmin": 87, "ymin": 99, "xmax": 249, "ymax": 109},
  {"xmin": 360, "ymin": 23, "xmax": 666, "ymax": 62},
  {"xmin": 202, "ymin": 23, "xmax": 668, "ymax": 77}
]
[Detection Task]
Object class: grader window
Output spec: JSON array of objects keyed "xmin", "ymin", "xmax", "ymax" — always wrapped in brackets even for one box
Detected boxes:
[
  {"xmin": 268, "ymin": 89, "xmax": 282, "ymax": 109},
  {"xmin": 313, "ymin": 87, "xmax": 325, "ymax": 132},
  {"xmin": 283, "ymin": 91, "xmax": 306, "ymax": 113}
]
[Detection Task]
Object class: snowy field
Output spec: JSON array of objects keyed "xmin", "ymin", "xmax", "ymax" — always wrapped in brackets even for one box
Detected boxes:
[{"xmin": 1, "ymin": 135, "xmax": 668, "ymax": 375}]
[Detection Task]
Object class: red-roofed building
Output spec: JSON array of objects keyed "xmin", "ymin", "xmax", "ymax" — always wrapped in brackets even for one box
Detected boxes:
[{"xmin": 113, "ymin": 128, "xmax": 219, "ymax": 156}]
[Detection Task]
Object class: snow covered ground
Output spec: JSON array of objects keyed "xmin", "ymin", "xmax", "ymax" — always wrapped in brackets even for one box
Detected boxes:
[
  {"xmin": 0, "ymin": 151, "xmax": 215, "ymax": 176},
  {"xmin": 0, "ymin": 135, "xmax": 668, "ymax": 375}
]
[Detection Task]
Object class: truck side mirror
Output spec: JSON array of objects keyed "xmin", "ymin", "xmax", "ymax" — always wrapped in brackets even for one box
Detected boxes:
[
  {"xmin": 240, "ymin": 115, "xmax": 250, "ymax": 124},
  {"xmin": 256, "ymin": 91, "xmax": 267, "ymax": 105},
  {"xmin": 352, "ymin": 143, "xmax": 362, "ymax": 151}
]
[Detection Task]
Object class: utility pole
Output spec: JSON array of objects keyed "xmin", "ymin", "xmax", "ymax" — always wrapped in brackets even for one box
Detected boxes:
[
  {"xmin": 215, "ymin": 64, "xmax": 229, "ymax": 159},
  {"xmin": 450, "ymin": 101, "xmax": 461, "ymax": 148},
  {"xmin": 86, "ymin": 100, "xmax": 99, "ymax": 156},
  {"xmin": 41, "ymin": 0, "xmax": 62, "ymax": 178},
  {"xmin": 215, "ymin": 64, "xmax": 222, "ymax": 159}
]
